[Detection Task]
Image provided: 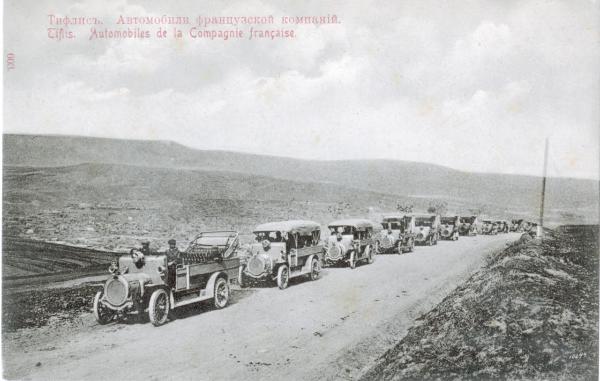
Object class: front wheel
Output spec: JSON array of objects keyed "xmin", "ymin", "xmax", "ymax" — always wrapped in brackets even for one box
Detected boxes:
[
  {"xmin": 407, "ymin": 238, "xmax": 415, "ymax": 253},
  {"xmin": 93, "ymin": 291, "xmax": 115, "ymax": 325},
  {"xmin": 213, "ymin": 277, "xmax": 230, "ymax": 309},
  {"xmin": 309, "ymin": 258, "xmax": 320, "ymax": 281},
  {"xmin": 148, "ymin": 289, "xmax": 170, "ymax": 326},
  {"xmin": 277, "ymin": 265, "xmax": 290, "ymax": 289},
  {"xmin": 374, "ymin": 241, "xmax": 381, "ymax": 254}
]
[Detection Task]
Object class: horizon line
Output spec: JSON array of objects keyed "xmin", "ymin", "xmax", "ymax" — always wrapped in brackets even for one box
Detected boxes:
[{"xmin": 3, "ymin": 132, "xmax": 599, "ymax": 182}]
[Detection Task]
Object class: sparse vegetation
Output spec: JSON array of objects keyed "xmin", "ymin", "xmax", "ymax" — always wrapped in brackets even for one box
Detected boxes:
[
  {"xmin": 427, "ymin": 201, "xmax": 448, "ymax": 215},
  {"xmin": 396, "ymin": 202, "xmax": 414, "ymax": 213},
  {"xmin": 364, "ymin": 226, "xmax": 599, "ymax": 380}
]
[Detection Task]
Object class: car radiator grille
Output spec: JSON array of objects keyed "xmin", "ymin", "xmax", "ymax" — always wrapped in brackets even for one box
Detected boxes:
[
  {"xmin": 380, "ymin": 235, "xmax": 394, "ymax": 249},
  {"xmin": 247, "ymin": 255, "xmax": 266, "ymax": 276},
  {"xmin": 105, "ymin": 278, "xmax": 128, "ymax": 306},
  {"xmin": 327, "ymin": 244, "xmax": 343, "ymax": 260}
]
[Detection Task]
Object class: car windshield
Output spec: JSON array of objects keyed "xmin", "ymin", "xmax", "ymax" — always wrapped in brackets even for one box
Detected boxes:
[
  {"xmin": 415, "ymin": 217, "xmax": 433, "ymax": 227},
  {"xmin": 382, "ymin": 222, "xmax": 401, "ymax": 230},
  {"xmin": 441, "ymin": 217, "xmax": 456, "ymax": 225},
  {"xmin": 460, "ymin": 217, "xmax": 474, "ymax": 223},
  {"xmin": 329, "ymin": 226, "xmax": 353, "ymax": 235},
  {"xmin": 254, "ymin": 231, "xmax": 286, "ymax": 242}
]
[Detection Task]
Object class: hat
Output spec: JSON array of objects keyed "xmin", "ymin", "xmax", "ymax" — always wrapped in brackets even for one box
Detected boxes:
[{"xmin": 168, "ymin": 239, "xmax": 176, "ymax": 245}]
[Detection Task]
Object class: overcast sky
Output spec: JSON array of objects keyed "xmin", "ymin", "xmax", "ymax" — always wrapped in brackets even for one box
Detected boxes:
[{"xmin": 4, "ymin": 0, "xmax": 599, "ymax": 179}]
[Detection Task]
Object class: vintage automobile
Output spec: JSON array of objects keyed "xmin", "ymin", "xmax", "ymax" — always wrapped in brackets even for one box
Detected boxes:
[
  {"xmin": 375, "ymin": 214, "xmax": 416, "ymax": 254},
  {"xmin": 522, "ymin": 221, "xmax": 538, "ymax": 237},
  {"xmin": 93, "ymin": 231, "xmax": 241, "ymax": 326},
  {"xmin": 324, "ymin": 219, "xmax": 375, "ymax": 268},
  {"xmin": 496, "ymin": 220, "xmax": 510, "ymax": 233},
  {"xmin": 458, "ymin": 216, "xmax": 480, "ymax": 236},
  {"xmin": 239, "ymin": 220, "xmax": 323, "ymax": 289},
  {"xmin": 481, "ymin": 220, "xmax": 499, "ymax": 235},
  {"xmin": 440, "ymin": 216, "xmax": 460, "ymax": 241},
  {"xmin": 413, "ymin": 214, "xmax": 441, "ymax": 246},
  {"xmin": 510, "ymin": 219, "xmax": 524, "ymax": 232}
]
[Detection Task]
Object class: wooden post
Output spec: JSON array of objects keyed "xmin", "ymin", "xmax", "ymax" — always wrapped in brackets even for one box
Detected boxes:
[{"xmin": 538, "ymin": 138, "xmax": 549, "ymax": 238}]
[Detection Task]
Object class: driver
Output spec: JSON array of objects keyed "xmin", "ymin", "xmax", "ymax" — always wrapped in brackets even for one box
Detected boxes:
[
  {"xmin": 165, "ymin": 239, "xmax": 181, "ymax": 265},
  {"xmin": 165, "ymin": 239, "xmax": 180, "ymax": 288}
]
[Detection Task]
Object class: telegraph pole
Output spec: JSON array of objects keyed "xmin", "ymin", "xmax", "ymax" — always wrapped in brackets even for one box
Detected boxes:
[{"xmin": 538, "ymin": 138, "xmax": 549, "ymax": 238}]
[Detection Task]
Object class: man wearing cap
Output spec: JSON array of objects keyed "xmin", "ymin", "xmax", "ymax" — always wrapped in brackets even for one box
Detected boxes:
[
  {"xmin": 140, "ymin": 241, "xmax": 151, "ymax": 256},
  {"xmin": 166, "ymin": 239, "xmax": 181, "ymax": 266}
]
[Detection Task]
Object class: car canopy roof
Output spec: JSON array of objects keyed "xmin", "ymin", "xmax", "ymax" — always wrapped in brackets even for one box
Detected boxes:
[
  {"xmin": 328, "ymin": 219, "xmax": 374, "ymax": 231},
  {"xmin": 382, "ymin": 214, "xmax": 406, "ymax": 221},
  {"xmin": 254, "ymin": 220, "xmax": 321, "ymax": 235},
  {"xmin": 410, "ymin": 213, "xmax": 438, "ymax": 218}
]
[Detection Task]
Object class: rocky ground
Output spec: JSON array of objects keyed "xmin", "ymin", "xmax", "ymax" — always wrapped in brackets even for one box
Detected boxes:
[
  {"xmin": 2, "ymin": 284, "xmax": 101, "ymax": 332},
  {"xmin": 363, "ymin": 226, "xmax": 599, "ymax": 381}
]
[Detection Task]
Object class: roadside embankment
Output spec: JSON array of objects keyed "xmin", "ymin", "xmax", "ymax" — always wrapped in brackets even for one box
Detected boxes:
[{"xmin": 363, "ymin": 226, "xmax": 599, "ymax": 380}]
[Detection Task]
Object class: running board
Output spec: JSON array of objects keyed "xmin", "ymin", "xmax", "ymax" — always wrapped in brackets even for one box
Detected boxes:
[{"xmin": 173, "ymin": 293, "xmax": 213, "ymax": 308}]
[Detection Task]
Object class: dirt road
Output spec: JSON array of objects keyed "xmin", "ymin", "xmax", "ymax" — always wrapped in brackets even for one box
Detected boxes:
[{"xmin": 3, "ymin": 234, "xmax": 517, "ymax": 380}]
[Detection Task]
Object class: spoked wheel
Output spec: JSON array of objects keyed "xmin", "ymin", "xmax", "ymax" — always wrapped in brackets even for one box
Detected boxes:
[
  {"xmin": 374, "ymin": 241, "xmax": 381, "ymax": 254},
  {"xmin": 366, "ymin": 246, "xmax": 375, "ymax": 264},
  {"xmin": 93, "ymin": 291, "xmax": 116, "ymax": 325},
  {"xmin": 427, "ymin": 236, "xmax": 433, "ymax": 246},
  {"xmin": 238, "ymin": 266, "xmax": 248, "ymax": 288},
  {"xmin": 349, "ymin": 251, "xmax": 356, "ymax": 269},
  {"xmin": 407, "ymin": 238, "xmax": 415, "ymax": 253},
  {"xmin": 214, "ymin": 277, "xmax": 230, "ymax": 309},
  {"xmin": 309, "ymin": 258, "xmax": 320, "ymax": 281},
  {"xmin": 277, "ymin": 265, "xmax": 290, "ymax": 289},
  {"xmin": 148, "ymin": 289, "xmax": 170, "ymax": 326},
  {"xmin": 433, "ymin": 234, "xmax": 439, "ymax": 245}
]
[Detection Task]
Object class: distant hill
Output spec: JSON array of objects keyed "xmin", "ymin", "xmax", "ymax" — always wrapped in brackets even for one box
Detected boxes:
[{"xmin": 3, "ymin": 134, "xmax": 599, "ymax": 227}]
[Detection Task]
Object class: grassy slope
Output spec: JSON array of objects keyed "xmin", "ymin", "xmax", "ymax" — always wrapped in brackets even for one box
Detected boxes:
[
  {"xmin": 3, "ymin": 163, "xmax": 416, "ymax": 253},
  {"xmin": 363, "ymin": 226, "xmax": 599, "ymax": 381}
]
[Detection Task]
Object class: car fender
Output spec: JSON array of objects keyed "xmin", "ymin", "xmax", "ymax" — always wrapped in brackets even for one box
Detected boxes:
[
  {"xmin": 205, "ymin": 271, "xmax": 228, "ymax": 298},
  {"xmin": 304, "ymin": 254, "xmax": 319, "ymax": 271}
]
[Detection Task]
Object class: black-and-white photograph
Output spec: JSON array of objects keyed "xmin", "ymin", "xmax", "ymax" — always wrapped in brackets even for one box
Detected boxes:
[{"xmin": 2, "ymin": 0, "xmax": 599, "ymax": 380}]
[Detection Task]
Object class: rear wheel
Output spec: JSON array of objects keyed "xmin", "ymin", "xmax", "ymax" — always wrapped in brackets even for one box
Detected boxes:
[
  {"xmin": 238, "ymin": 266, "xmax": 248, "ymax": 288},
  {"xmin": 93, "ymin": 291, "xmax": 115, "ymax": 325},
  {"xmin": 277, "ymin": 265, "xmax": 289, "ymax": 289},
  {"xmin": 366, "ymin": 246, "xmax": 374, "ymax": 264},
  {"xmin": 213, "ymin": 277, "xmax": 230, "ymax": 309},
  {"xmin": 349, "ymin": 251, "xmax": 356, "ymax": 269},
  {"xmin": 148, "ymin": 289, "xmax": 170, "ymax": 326},
  {"xmin": 309, "ymin": 258, "xmax": 320, "ymax": 281}
]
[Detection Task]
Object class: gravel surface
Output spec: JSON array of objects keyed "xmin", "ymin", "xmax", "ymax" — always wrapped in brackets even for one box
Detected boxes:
[{"xmin": 2, "ymin": 234, "xmax": 516, "ymax": 380}]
